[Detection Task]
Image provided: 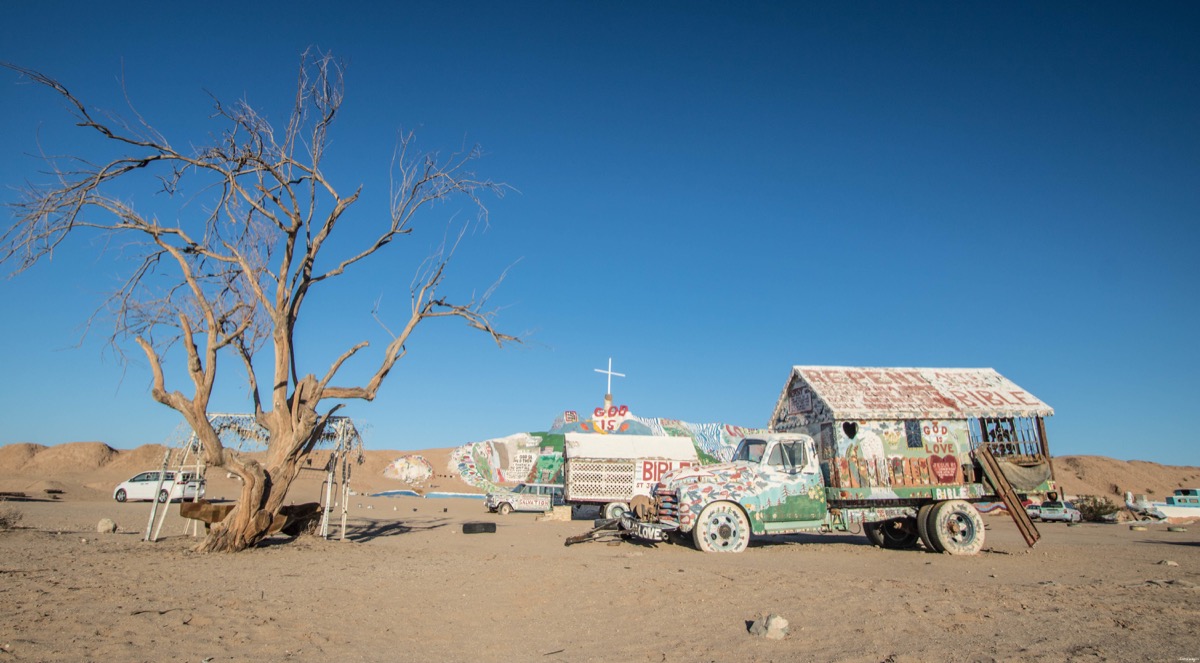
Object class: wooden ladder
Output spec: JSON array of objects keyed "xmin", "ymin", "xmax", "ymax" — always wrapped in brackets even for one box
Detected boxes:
[{"xmin": 976, "ymin": 445, "xmax": 1040, "ymax": 548}]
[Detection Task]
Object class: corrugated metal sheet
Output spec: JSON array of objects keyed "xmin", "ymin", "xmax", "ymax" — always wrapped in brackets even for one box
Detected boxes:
[{"xmin": 773, "ymin": 366, "xmax": 1054, "ymax": 422}]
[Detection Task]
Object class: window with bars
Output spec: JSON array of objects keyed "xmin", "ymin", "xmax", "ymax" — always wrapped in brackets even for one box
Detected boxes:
[{"xmin": 968, "ymin": 417, "xmax": 1044, "ymax": 458}]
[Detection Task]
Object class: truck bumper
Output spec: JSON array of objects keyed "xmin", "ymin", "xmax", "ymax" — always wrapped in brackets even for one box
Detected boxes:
[{"xmin": 624, "ymin": 516, "xmax": 673, "ymax": 542}]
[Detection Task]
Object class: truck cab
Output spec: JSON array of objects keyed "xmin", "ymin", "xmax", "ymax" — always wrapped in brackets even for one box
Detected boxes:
[{"xmin": 630, "ymin": 434, "xmax": 828, "ymax": 552}]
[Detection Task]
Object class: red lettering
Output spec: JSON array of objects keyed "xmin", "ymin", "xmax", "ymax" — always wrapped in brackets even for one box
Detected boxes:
[
  {"xmin": 949, "ymin": 390, "xmax": 980, "ymax": 407},
  {"xmin": 1008, "ymin": 391, "xmax": 1037, "ymax": 405}
]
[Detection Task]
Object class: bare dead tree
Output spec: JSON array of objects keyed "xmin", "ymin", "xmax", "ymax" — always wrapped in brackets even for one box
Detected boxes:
[{"xmin": 1, "ymin": 52, "xmax": 519, "ymax": 552}]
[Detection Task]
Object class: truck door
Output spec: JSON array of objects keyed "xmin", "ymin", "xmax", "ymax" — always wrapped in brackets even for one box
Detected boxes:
[{"xmin": 757, "ymin": 438, "xmax": 827, "ymax": 523}]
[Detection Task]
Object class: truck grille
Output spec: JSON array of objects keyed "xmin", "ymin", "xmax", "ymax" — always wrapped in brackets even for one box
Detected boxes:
[{"xmin": 654, "ymin": 483, "xmax": 679, "ymax": 527}]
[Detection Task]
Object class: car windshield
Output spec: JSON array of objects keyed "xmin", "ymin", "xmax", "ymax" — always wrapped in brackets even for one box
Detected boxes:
[
  {"xmin": 734, "ymin": 440, "xmax": 768, "ymax": 463},
  {"xmin": 1042, "ymin": 502, "xmax": 1063, "ymax": 509}
]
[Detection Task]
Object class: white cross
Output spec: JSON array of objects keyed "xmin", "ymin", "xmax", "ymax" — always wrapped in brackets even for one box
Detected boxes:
[{"xmin": 594, "ymin": 357, "xmax": 625, "ymax": 396}]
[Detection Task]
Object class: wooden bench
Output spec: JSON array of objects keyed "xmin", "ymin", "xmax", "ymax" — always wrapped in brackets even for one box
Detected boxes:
[{"xmin": 180, "ymin": 500, "xmax": 322, "ymax": 536}]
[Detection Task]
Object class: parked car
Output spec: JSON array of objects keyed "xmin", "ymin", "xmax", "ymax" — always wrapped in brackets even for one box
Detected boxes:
[
  {"xmin": 1025, "ymin": 501, "xmax": 1041, "ymax": 520},
  {"xmin": 113, "ymin": 470, "xmax": 205, "ymax": 503},
  {"xmin": 485, "ymin": 483, "xmax": 564, "ymax": 515},
  {"xmin": 1036, "ymin": 500, "xmax": 1082, "ymax": 523}
]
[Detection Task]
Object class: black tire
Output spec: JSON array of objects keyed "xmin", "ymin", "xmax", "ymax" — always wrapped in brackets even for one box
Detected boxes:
[
  {"xmin": 462, "ymin": 522, "xmax": 497, "ymax": 534},
  {"xmin": 692, "ymin": 501, "xmax": 751, "ymax": 553},
  {"xmin": 872, "ymin": 517, "xmax": 920, "ymax": 549},
  {"xmin": 498, "ymin": 503, "xmax": 513, "ymax": 516},
  {"xmin": 927, "ymin": 500, "xmax": 985, "ymax": 555},
  {"xmin": 157, "ymin": 490, "xmax": 169, "ymax": 503},
  {"xmin": 917, "ymin": 503, "xmax": 940, "ymax": 552},
  {"xmin": 864, "ymin": 521, "xmax": 885, "ymax": 547},
  {"xmin": 114, "ymin": 489, "xmax": 127, "ymax": 503}
]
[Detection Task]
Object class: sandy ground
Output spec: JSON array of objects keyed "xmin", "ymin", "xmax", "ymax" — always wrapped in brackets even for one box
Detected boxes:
[
  {"xmin": 1, "ymin": 492, "xmax": 1198, "ymax": 662},
  {"xmin": 2, "ymin": 444, "xmax": 1199, "ymax": 662}
]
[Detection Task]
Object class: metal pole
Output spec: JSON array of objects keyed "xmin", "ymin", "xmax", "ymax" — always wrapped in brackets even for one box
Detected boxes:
[{"xmin": 143, "ymin": 449, "xmax": 172, "ymax": 542}]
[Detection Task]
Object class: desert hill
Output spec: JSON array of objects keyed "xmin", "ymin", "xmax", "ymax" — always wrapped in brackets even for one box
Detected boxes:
[{"xmin": 1, "ymin": 441, "xmax": 1196, "ymax": 505}]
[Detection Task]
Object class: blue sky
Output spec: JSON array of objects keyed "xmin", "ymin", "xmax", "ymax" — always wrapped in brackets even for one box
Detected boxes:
[{"xmin": 1, "ymin": 2, "xmax": 1197, "ymax": 465}]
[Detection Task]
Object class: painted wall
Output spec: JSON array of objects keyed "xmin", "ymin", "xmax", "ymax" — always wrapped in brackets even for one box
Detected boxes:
[{"xmin": 441, "ymin": 403, "xmax": 760, "ymax": 491}]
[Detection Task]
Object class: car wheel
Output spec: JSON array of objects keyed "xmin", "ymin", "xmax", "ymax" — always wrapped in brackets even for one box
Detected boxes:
[
  {"xmin": 114, "ymin": 488, "xmax": 127, "ymax": 503},
  {"xmin": 157, "ymin": 490, "xmax": 169, "ymax": 503},
  {"xmin": 602, "ymin": 502, "xmax": 629, "ymax": 520},
  {"xmin": 692, "ymin": 501, "xmax": 750, "ymax": 553},
  {"xmin": 498, "ymin": 503, "xmax": 513, "ymax": 515},
  {"xmin": 927, "ymin": 500, "xmax": 985, "ymax": 555}
]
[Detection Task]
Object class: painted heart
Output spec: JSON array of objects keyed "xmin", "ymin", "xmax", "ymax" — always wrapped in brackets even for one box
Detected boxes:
[{"xmin": 929, "ymin": 455, "xmax": 959, "ymax": 483}]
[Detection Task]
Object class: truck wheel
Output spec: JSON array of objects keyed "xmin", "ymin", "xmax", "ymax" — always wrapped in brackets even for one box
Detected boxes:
[
  {"xmin": 864, "ymin": 521, "xmax": 885, "ymax": 547},
  {"xmin": 927, "ymin": 500, "xmax": 985, "ymax": 555},
  {"xmin": 868, "ymin": 518, "xmax": 919, "ymax": 549},
  {"xmin": 917, "ymin": 503, "xmax": 940, "ymax": 552},
  {"xmin": 693, "ymin": 502, "xmax": 750, "ymax": 553},
  {"xmin": 602, "ymin": 502, "xmax": 628, "ymax": 520},
  {"xmin": 498, "ymin": 503, "xmax": 513, "ymax": 516}
]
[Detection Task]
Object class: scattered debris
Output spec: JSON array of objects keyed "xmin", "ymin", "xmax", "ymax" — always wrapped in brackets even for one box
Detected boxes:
[
  {"xmin": 564, "ymin": 518, "xmax": 623, "ymax": 546},
  {"xmin": 1158, "ymin": 560, "xmax": 1179, "ymax": 567},
  {"xmin": 748, "ymin": 613, "xmax": 789, "ymax": 640}
]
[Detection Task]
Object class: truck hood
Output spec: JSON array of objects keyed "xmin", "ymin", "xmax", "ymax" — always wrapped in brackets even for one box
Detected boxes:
[{"xmin": 661, "ymin": 462, "xmax": 749, "ymax": 489}]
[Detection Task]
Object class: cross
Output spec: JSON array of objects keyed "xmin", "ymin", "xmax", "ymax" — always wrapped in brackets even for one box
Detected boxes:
[{"xmin": 594, "ymin": 357, "xmax": 625, "ymax": 396}]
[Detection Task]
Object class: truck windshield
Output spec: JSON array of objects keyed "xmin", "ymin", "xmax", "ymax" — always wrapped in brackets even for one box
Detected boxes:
[{"xmin": 734, "ymin": 440, "xmax": 768, "ymax": 463}]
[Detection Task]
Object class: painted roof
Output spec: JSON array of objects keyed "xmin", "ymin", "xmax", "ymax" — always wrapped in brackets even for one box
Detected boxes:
[
  {"xmin": 564, "ymin": 433, "xmax": 699, "ymax": 461},
  {"xmin": 772, "ymin": 366, "xmax": 1055, "ymax": 422}
]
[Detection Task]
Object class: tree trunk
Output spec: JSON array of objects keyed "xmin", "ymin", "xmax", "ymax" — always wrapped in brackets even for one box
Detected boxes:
[{"xmin": 197, "ymin": 454, "xmax": 305, "ymax": 552}]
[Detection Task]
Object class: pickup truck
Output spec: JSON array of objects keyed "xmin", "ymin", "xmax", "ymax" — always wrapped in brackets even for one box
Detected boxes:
[
  {"xmin": 563, "ymin": 433, "xmax": 699, "ymax": 519},
  {"xmin": 625, "ymin": 433, "xmax": 1032, "ymax": 555}
]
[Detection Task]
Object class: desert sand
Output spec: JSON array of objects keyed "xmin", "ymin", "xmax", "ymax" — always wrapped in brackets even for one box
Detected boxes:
[{"xmin": 1, "ymin": 442, "xmax": 1199, "ymax": 662}]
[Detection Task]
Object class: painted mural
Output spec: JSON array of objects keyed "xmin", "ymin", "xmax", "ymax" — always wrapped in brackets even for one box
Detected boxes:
[
  {"xmin": 827, "ymin": 419, "xmax": 969, "ymax": 490},
  {"xmin": 666, "ymin": 459, "xmax": 827, "ymax": 533},
  {"xmin": 448, "ymin": 432, "xmax": 566, "ymax": 492},
  {"xmin": 445, "ymin": 403, "xmax": 759, "ymax": 490},
  {"xmin": 383, "ymin": 455, "xmax": 434, "ymax": 485}
]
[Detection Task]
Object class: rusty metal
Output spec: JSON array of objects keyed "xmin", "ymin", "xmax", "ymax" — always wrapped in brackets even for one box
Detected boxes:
[
  {"xmin": 563, "ymin": 518, "xmax": 621, "ymax": 546},
  {"xmin": 975, "ymin": 445, "xmax": 1040, "ymax": 548}
]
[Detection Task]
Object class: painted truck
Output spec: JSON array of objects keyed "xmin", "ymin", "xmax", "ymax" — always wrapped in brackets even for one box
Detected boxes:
[
  {"xmin": 625, "ymin": 366, "xmax": 1057, "ymax": 555},
  {"xmin": 563, "ymin": 433, "xmax": 700, "ymax": 519}
]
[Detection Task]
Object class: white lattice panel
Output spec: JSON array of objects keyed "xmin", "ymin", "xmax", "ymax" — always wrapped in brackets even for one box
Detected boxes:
[{"xmin": 565, "ymin": 459, "xmax": 635, "ymax": 501}]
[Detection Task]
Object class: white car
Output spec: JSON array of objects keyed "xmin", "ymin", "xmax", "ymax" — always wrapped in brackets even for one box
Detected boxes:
[
  {"xmin": 113, "ymin": 471, "xmax": 206, "ymax": 503},
  {"xmin": 1036, "ymin": 500, "xmax": 1082, "ymax": 523},
  {"xmin": 485, "ymin": 483, "xmax": 564, "ymax": 515}
]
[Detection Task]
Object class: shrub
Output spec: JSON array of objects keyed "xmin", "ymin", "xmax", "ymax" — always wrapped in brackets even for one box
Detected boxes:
[
  {"xmin": 1075, "ymin": 495, "xmax": 1120, "ymax": 522},
  {"xmin": 0, "ymin": 505, "xmax": 22, "ymax": 530}
]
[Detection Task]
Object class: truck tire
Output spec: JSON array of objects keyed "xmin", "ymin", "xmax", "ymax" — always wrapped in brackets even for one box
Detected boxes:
[
  {"xmin": 866, "ymin": 518, "xmax": 919, "ymax": 549},
  {"xmin": 864, "ymin": 521, "xmax": 885, "ymax": 547},
  {"xmin": 602, "ymin": 502, "xmax": 629, "ymax": 520},
  {"xmin": 692, "ymin": 501, "xmax": 750, "ymax": 553},
  {"xmin": 927, "ymin": 500, "xmax": 985, "ymax": 555},
  {"xmin": 498, "ymin": 503, "xmax": 513, "ymax": 516},
  {"xmin": 916, "ymin": 503, "xmax": 940, "ymax": 553}
]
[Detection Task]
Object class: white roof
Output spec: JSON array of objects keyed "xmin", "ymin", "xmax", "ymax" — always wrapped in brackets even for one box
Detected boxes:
[
  {"xmin": 772, "ymin": 366, "xmax": 1054, "ymax": 422},
  {"xmin": 564, "ymin": 433, "xmax": 699, "ymax": 461}
]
